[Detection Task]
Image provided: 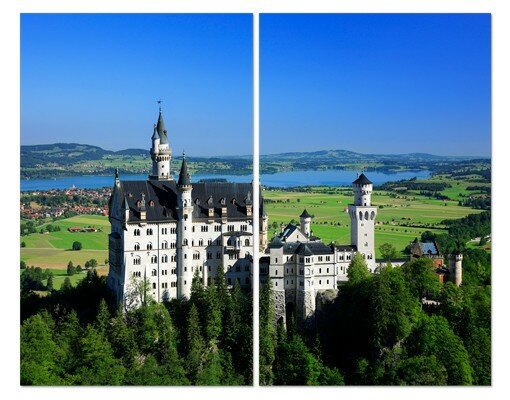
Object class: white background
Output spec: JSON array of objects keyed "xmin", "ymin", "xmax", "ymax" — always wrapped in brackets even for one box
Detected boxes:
[{"xmin": 2, "ymin": 1, "xmax": 508, "ymax": 399}]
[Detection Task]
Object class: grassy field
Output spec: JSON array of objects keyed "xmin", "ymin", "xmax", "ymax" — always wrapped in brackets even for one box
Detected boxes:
[
  {"xmin": 21, "ymin": 215, "xmax": 109, "ymax": 270},
  {"xmin": 264, "ymin": 188, "xmax": 484, "ymax": 258}
]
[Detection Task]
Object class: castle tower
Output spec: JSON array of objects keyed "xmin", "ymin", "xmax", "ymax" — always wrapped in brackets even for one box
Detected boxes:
[
  {"xmin": 299, "ymin": 209, "xmax": 312, "ymax": 237},
  {"xmin": 177, "ymin": 154, "xmax": 193, "ymax": 299},
  {"xmin": 348, "ymin": 173, "xmax": 377, "ymax": 271},
  {"xmin": 149, "ymin": 106, "xmax": 173, "ymax": 181},
  {"xmin": 449, "ymin": 253, "xmax": 463, "ymax": 286}
]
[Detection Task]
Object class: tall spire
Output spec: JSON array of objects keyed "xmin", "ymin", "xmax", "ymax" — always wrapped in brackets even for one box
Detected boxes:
[
  {"xmin": 178, "ymin": 152, "xmax": 191, "ymax": 186},
  {"xmin": 151, "ymin": 123, "xmax": 160, "ymax": 140},
  {"xmin": 156, "ymin": 100, "xmax": 168, "ymax": 144}
]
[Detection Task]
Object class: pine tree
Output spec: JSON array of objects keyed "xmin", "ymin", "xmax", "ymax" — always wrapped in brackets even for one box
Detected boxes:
[
  {"xmin": 46, "ymin": 273, "xmax": 54, "ymax": 291},
  {"xmin": 186, "ymin": 303, "xmax": 205, "ymax": 384},
  {"xmin": 347, "ymin": 253, "xmax": 371, "ymax": 285},
  {"xmin": 94, "ymin": 299, "xmax": 111, "ymax": 337},
  {"xmin": 21, "ymin": 314, "xmax": 63, "ymax": 385},
  {"xmin": 259, "ymin": 281, "xmax": 276, "ymax": 385},
  {"xmin": 75, "ymin": 325, "xmax": 125, "ymax": 385}
]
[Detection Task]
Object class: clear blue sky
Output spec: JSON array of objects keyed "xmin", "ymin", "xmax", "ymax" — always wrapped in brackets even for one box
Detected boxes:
[
  {"xmin": 261, "ymin": 14, "xmax": 491, "ymax": 157},
  {"xmin": 21, "ymin": 14, "xmax": 252, "ymax": 156}
]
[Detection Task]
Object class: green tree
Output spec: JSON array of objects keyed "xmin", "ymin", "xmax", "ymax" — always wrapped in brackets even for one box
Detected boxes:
[
  {"xmin": 347, "ymin": 253, "xmax": 371, "ymax": 285},
  {"xmin": 108, "ymin": 309, "xmax": 138, "ymax": 370},
  {"xmin": 46, "ymin": 273, "xmax": 54, "ymax": 291},
  {"xmin": 67, "ymin": 260, "xmax": 75, "ymax": 276},
  {"xmin": 61, "ymin": 277, "xmax": 72, "ymax": 291},
  {"xmin": 94, "ymin": 299, "xmax": 111, "ymax": 336},
  {"xmin": 20, "ymin": 314, "xmax": 63, "ymax": 385},
  {"xmin": 72, "ymin": 241, "xmax": 82, "ymax": 251},
  {"xmin": 379, "ymin": 242, "xmax": 398, "ymax": 261},
  {"xmin": 21, "ymin": 241, "xmax": 26, "ymax": 248},
  {"xmin": 406, "ymin": 314, "xmax": 473, "ymax": 385},
  {"xmin": 396, "ymin": 355, "xmax": 447, "ymax": 385},
  {"xmin": 20, "ymin": 260, "xmax": 26, "ymax": 269},
  {"xmin": 54, "ymin": 310, "xmax": 82, "ymax": 379},
  {"xmin": 402, "ymin": 258, "xmax": 441, "ymax": 299},
  {"xmin": 186, "ymin": 304, "xmax": 205, "ymax": 384},
  {"xmin": 88, "ymin": 259, "xmax": 98, "ymax": 269},
  {"xmin": 75, "ymin": 325, "xmax": 125, "ymax": 385}
]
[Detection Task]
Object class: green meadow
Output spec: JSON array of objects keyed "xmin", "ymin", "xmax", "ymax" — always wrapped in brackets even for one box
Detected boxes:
[
  {"xmin": 263, "ymin": 187, "xmax": 484, "ymax": 258},
  {"xmin": 21, "ymin": 215, "xmax": 109, "ymax": 270}
]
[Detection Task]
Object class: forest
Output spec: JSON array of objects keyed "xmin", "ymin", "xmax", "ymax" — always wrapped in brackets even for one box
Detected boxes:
[
  {"xmin": 259, "ymin": 248, "xmax": 491, "ymax": 386},
  {"xmin": 20, "ymin": 267, "xmax": 252, "ymax": 385}
]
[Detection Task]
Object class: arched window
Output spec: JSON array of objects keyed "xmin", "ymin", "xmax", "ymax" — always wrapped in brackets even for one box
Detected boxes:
[
  {"xmin": 162, "ymin": 255, "xmax": 168, "ymax": 263},
  {"xmin": 370, "ymin": 211, "xmax": 375, "ymax": 220},
  {"xmin": 147, "ymin": 228, "xmax": 153, "ymax": 235},
  {"xmin": 151, "ymin": 269, "xmax": 157, "ymax": 276},
  {"xmin": 162, "ymin": 241, "xmax": 168, "ymax": 249},
  {"xmin": 147, "ymin": 243, "xmax": 153, "ymax": 250},
  {"xmin": 134, "ymin": 243, "xmax": 140, "ymax": 251},
  {"xmin": 364, "ymin": 211, "xmax": 369, "ymax": 220},
  {"xmin": 151, "ymin": 255, "xmax": 157, "ymax": 263},
  {"xmin": 134, "ymin": 229, "xmax": 140, "ymax": 236},
  {"xmin": 183, "ymin": 239, "xmax": 188, "ymax": 246},
  {"xmin": 359, "ymin": 211, "xmax": 363, "ymax": 220},
  {"xmin": 245, "ymin": 239, "xmax": 250, "ymax": 246},
  {"xmin": 133, "ymin": 256, "xmax": 141, "ymax": 265}
]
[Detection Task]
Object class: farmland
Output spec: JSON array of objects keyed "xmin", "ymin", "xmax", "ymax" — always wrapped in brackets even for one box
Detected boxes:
[
  {"xmin": 263, "ymin": 184, "xmax": 485, "ymax": 258},
  {"xmin": 20, "ymin": 215, "xmax": 109, "ymax": 274}
]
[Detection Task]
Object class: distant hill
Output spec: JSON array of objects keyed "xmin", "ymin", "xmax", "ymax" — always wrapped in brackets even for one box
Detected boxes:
[
  {"xmin": 20, "ymin": 142, "xmax": 489, "ymax": 179},
  {"xmin": 21, "ymin": 143, "xmax": 149, "ymax": 168}
]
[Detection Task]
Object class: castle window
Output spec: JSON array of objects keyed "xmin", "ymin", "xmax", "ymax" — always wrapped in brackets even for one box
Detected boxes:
[
  {"xmin": 207, "ymin": 252, "xmax": 212, "ymax": 259},
  {"xmin": 170, "ymin": 242, "xmax": 176, "ymax": 249},
  {"xmin": 199, "ymin": 239, "xmax": 203, "ymax": 246},
  {"xmin": 326, "ymin": 256, "xmax": 330, "ymax": 261},
  {"xmin": 241, "ymin": 224, "xmax": 248, "ymax": 231},
  {"xmin": 245, "ymin": 239, "xmax": 250, "ymax": 246},
  {"xmin": 147, "ymin": 243, "xmax": 153, "ymax": 250},
  {"xmin": 162, "ymin": 241, "xmax": 168, "ymax": 249},
  {"xmin": 201, "ymin": 226, "xmax": 209, "ymax": 232},
  {"xmin": 149, "ymin": 200, "xmax": 155, "ymax": 207},
  {"xmin": 152, "ymin": 282, "xmax": 156, "ymax": 289},
  {"xmin": 170, "ymin": 227, "xmax": 176, "ymax": 234},
  {"xmin": 208, "ymin": 239, "xmax": 212, "ymax": 246},
  {"xmin": 151, "ymin": 269, "xmax": 157, "ymax": 276},
  {"xmin": 134, "ymin": 229, "xmax": 140, "ymax": 236},
  {"xmin": 319, "ymin": 268, "xmax": 321, "ymax": 273},
  {"xmin": 147, "ymin": 228, "xmax": 153, "ymax": 235},
  {"xmin": 171, "ymin": 255, "xmax": 176, "ymax": 262},
  {"xmin": 171, "ymin": 282, "xmax": 176, "ymax": 287},
  {"xmin": 162, "ymin": 228, "xmax": 167, "ymax": 234},
  {"xmin": 327, "ymin": 280, "xmax": 329, "ymax": 285},
  {"xmin": 162, "ymin": 255, "xmax": 168, "ymax": 263},
  {"xmin": 133, "ymin": 257, "xmax": 141, "ymax": 265},
  {"xmin": 228, "ymin": 225, "xmax": 234, "ymax": 232},
  {"xmin": 133, "ymin": 271, "xmax": 141, "ymax": 277},
  {"xmin": 151, "ymin": 256, "xmax": 157, "ymax": 263},
  {"xmin": 162, "ymin": 282, "xmax": 167, "ymax": 289},
  {"xmin": 134, "ymin": 243, "xmax": 140, "ymax": 251},
  {"xmin": 327, "ymin": 268, "xmax": 329, "ymax": 273},
  {"xmin": 214, "ymin": 225, "xmax": 221, "ymax": 232},
  {"xmin": 183, "ymin": 239, "xmax": 188, "ymax": 246},
  {"xmin": 171, "ymin": 268, "xmax": 176, "ymax": 274},
  {"xmin": 193, "ymin": 253, "xmax": 200, "ymax": 260},
  {"xmin": 275, "ymin": 282, "xmax": 278, "ymax": 287},
  {"xmin": 216, "ymin": 239, "xmax": 221, "ymax": 245}
]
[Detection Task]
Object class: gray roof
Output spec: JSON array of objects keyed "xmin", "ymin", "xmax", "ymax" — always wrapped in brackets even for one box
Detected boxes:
[
  {"xmin": 156, "ymin": 110, "xmax": 168, "ymax": 144},
  {"xmin": 114, "ymin": 180, "xmax": 258, "ymax": 222},
  {"xmin": 178, "ymin": 158, "xmax": 191, "ymax": 186},
  {"xmin": 281, "ymin": 241, "xmax": 334, "ymax": 256},
  {"xmin": 353, "ymin": 173, "xmax": 372, "ymax": 185},
  {"xmin": 269, "ymin": 236, "xmax": 284, "ymax": 248},
  {"xmin": 151, "ymin": 125, "xmax": 160, "ymax": 141},
  {"xmin": 300, "ymin": 209, "xmax": 312, "ymax": 218}
]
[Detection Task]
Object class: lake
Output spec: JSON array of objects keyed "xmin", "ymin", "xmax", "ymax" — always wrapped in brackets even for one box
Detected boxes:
[{"xmin": 20, "ymin": 170, "xmax": 431, "ymax": 191}]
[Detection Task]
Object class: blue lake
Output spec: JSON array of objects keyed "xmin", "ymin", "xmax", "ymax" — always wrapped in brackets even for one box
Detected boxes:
[{"xmin": 20, "ymin": 170, "xmax": 431, "ymax": 191}]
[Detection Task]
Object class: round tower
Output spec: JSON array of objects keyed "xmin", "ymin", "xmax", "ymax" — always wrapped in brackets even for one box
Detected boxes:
[
  {"xmin": 348, "ymin": 173, "xmax": 378, "ymax": 271},
  {"xmin": 177, "ymin": 154, "xmax": 193, "ymax": 299},
  {"xmin": 449, "ymin": 253, "xmax": 463, "ymax": 286},
  {"xmin": 150, "ymin": 106, "xmax": 173, "ymax": 181},
  {"xmin": 299, "ymin": 209, "xmax": 312, "ymax": 237}
]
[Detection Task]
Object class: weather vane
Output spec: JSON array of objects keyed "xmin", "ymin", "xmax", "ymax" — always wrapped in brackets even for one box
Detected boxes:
[{"xmin": 157, "ymin": 99, "xmax": 163, "ymax": 112}]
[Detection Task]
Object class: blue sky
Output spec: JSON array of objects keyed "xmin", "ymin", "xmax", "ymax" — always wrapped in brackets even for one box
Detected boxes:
[
  {"xmin": 261, "ymin": 14, "xmax": 491, "ymax": 157},
  {"xmin": 21, "ymin": 14, "xmax": 253, "ymax": 156}
]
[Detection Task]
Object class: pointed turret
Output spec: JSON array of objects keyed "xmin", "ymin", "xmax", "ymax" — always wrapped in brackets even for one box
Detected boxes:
[
  {"xmin": 156, "ymin": 107, "xmax": 168, "ymax": 144},
  {"xmin": 178, "ymin": 154, "xmax": 191, "ymax": 187},
  {"xmin": 150, "ymin": 104, "xmax": 172, "ymax": 181}
]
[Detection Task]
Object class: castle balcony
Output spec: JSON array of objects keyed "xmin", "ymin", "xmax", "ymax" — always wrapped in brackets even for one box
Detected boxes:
[{"xmin": 224, "ymin": 245, "xmax": 241, "ymax": 254}]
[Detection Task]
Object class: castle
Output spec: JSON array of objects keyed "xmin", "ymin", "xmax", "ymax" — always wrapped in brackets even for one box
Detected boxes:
[
  {"xmin": 107, "ymin": 107, "xmax": 262, "ymax": 308},
  {"xmin": 260, "ymin": 174, "xmax": 463, "ymax": 326}
]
